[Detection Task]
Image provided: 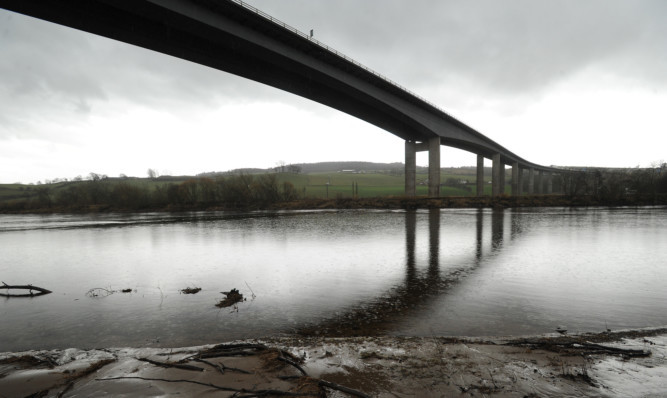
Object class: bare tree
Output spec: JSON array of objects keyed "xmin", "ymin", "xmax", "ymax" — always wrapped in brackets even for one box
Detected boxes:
[{"xmin": 275, "ymin": 161, "xmax": 286, "ymax": 173}]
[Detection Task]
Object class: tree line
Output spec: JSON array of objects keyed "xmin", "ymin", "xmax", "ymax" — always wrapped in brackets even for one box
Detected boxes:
[
  {"xmin": 564, "ymin": 165, "xmax": 667, "ymax": 201},
  {"xmin": 2, "ymin": 165, "xmax": 666, "ymax": 212},
  {"xmin": 3, "ymin": 174, "xmax": 300, "ymax": 211}
]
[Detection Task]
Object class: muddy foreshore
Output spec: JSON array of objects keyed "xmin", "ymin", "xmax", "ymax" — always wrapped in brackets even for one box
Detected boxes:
[{"xmin": 1, "ymin": 328, "xmax": 666, "ymax": 397}]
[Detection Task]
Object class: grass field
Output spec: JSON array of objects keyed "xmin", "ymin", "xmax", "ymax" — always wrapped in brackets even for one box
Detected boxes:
[
  {"xmin": 288, "ymin": 172, "xmax": 477, "ymax": 198},
  {"xmin": 284, "ymin": 171, "xmax": 504, "ymax": 198},
  {"xmin": 0, "ymin": 168, "xmax": 508, "ymax": 207}
]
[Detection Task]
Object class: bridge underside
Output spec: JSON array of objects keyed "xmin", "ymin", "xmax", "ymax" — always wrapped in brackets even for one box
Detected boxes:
[{"xmin": 0, "ymin": 0, "xmax": 567, "ymax": 197}]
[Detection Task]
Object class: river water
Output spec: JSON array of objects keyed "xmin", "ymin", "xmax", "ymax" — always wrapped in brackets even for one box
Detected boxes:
[{"xmin": 1, "ymin": 207, "xmax": 666, "ymax": 352}]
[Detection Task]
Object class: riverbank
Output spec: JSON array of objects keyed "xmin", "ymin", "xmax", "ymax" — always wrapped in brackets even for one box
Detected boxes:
[
  {"xmin": 2, "ymin": 194, "xmax": 667, "ymax": 214},
  {"xmin": 270, "ymin": 194, "xmax": 667, "ymax": 211},
  {"xmin": 2, "ymin": 328, "xmax": 665, "ymax": 397}
]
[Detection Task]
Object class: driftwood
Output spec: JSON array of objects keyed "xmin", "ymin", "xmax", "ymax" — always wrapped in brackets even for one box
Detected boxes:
[{"xmin": 0, "ymin": 282, "xmax": 52, "ymax": 297}]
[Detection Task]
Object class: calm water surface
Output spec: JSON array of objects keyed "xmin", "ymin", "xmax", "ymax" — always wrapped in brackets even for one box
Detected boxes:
[{"xmin": 1, "ymin": 207, "xmax": 666, "ymax": 352}]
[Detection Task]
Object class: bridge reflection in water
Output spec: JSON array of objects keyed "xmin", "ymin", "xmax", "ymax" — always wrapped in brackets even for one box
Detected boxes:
[{"xmin": 298, "ymin": 208, "xmax": 521, "ymax": 337}]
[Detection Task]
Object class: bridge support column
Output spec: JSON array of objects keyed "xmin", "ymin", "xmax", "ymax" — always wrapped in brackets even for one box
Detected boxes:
[
  {"xmin": 492, "ymin": 154, "xmax": 502, "ymax": 197},
  {"xmin": 546, "ymin": 173, "xmax": 553, "ymax": 194},
  {"xmin": 528, "ymin": 168, "xmax": 535, "ymax": 194},
  {"xmin": 428, "ymin": 137, "xmax": 441, "ymax": 197},
  {"xmin": 405, "ymin": 140, "xmax": 416, "ymax": 197},
  {"xmin": 511, "ymin": 162, "xmax": 520, "ymax": 196},
  {"xmin": 477, "ymin": 154, "xmax": 485, "ymax": 196},
  {"xmin": 499, "ymin": 163, "xmax": 506, "ymax": 195},
  {"xmin": 536, "ymin": 171, "xmax": 543, "ymax": 194}
]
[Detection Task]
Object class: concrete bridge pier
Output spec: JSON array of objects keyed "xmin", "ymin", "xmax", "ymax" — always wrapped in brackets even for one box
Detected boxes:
[
  {"xmin": 499, "ymin": 164, "xmax": 506, "ymax": 195},
  {"xmin": 492, "ymin": 154, "xmax": 502, "ymax": 197},
  {"xmin": 528, "ymin": 168, "xmax": 535, "ymax": 194},
  {"xmin": 404, "ymin": 137, "xmax": 441, "ymax": 197},
  {"xmin": 405, "ymin": 140, "xmax": 417, "ymax": 196},
  {"xmin": 428, "ymin": 137, "xmax": 441, "ymax": 197},
  {"xmin": 511, "ymin": 162, "xmax": 520, "ymax": 196},
  {"xmin": 546, "ymin": 173, "xmax": 553, "ymax": 194},
  {"xmin": 536, "ymin": 171, "xmax": 544, "ymax": 194},
  {"xmin": 477, "ymin": 154, "xmax": 485, "ymax": 196}
]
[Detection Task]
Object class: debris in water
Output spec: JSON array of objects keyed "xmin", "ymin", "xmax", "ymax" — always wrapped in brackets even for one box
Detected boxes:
[
  {"xmin": 216, "ymin": 288, "xmax": 245, "ymax": 308},
  {"xmin": 0, "ymin": 282, "xmax": 52, "ymax": 297},
  {"xmin": 180, "ymin": 287, "xmax": 201, "ymax": 294},
  {"xmin": 86, "ymin": 287, "xmax": 115, "ymax": 298}
]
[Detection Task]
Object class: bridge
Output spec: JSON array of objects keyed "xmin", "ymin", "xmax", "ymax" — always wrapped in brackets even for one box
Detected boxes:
[{"xmin": 1, "ymin": 0, "xmax": 570, "ymax": 197}]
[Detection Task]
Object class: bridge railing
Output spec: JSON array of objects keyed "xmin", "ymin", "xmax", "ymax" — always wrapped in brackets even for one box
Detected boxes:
[{"xmin": 229, "ymin": 0, "xmax": 454, "ymax": 119}]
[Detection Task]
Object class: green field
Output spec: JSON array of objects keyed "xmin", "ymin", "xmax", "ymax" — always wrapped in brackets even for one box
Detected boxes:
[
  {"xmin": 280, "ymin": 171, "xmax": 508, "ymax": 198},
  {"xmin": 0, "ymin": 168, "xmax": 509, "ymax": 210},
  {"xmin": 284, "ymin": 172, "xmax": 480, "ymax": 198}
]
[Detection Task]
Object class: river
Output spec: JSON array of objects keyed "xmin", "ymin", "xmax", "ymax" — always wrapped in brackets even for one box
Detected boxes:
[{"xmin": 1, "ymin": 207, "xmax": 666, "ymax": 352}]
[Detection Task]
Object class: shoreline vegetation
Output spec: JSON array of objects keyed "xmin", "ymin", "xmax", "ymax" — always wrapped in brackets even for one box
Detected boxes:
[
  {"xmin": 1, "ymin": 166, "xmax": 666, "ymax": 214},
  {"xmin": 3, "ymin": 194, "xmax": 666, "ymax": 215}
]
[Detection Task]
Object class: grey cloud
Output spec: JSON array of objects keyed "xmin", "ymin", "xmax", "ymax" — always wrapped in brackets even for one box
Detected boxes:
[
  {"xmin": 0, "ymin": 8, "xmax": 288, "ymax": 139},
  {"xmin": 248, "ymin": 0, "xmax": 667, "ymax": 96},
  {"xmin": 2, "ymin": 0, "xmax": 666, "ymax": 139}
]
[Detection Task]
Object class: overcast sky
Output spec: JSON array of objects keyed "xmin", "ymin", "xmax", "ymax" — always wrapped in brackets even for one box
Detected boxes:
[{"xmin": 1, "ymin": 1, "xmax": 666, "ymax": 183}]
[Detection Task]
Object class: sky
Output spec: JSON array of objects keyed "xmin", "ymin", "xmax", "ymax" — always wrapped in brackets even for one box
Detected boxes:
[{"xmin": 1, "ymin": 0, "xmax": 666, "ymax": 184}]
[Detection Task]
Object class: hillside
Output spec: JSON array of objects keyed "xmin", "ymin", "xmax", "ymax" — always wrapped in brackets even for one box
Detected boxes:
[{"xmin": 204, "ymin": 161, "xmax": 489, "ymax": 176}]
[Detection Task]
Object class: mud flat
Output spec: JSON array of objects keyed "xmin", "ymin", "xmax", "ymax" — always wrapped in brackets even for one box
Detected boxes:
[{"xmin": 1, "ymin": 329, "xmax": 665, "ymax": 397}]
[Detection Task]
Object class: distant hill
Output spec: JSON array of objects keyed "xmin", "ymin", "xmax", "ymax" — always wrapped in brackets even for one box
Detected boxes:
[
  {"xmin": 294, "ymin": 161, "xmax": 405, "ymax": 173},
  {"xmin": 199, "ymin": 161, "xmax": 489, "ymax": 176},
  {"xmin": 197, "ymin": 162, "xmax": 412, "ymax": 177}
]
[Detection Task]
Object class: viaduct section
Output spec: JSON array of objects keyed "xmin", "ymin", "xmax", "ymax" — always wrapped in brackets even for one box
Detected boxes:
[{"xmin": 1, "ymin": 0, "xmax": 568, "ymax": 197}]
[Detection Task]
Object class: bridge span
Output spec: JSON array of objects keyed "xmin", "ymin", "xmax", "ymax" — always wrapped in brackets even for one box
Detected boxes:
[{"xmin": 1, "ymin": 0, "xmax": 570, "ymax": 197}]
